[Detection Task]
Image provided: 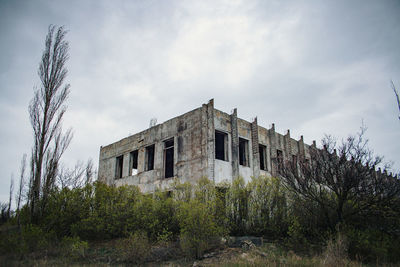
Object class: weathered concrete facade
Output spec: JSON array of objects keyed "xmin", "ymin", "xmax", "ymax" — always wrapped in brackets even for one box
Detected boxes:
[{"xmin": 98, "ymin": 99, "xmax": 313, "ymax": 192}]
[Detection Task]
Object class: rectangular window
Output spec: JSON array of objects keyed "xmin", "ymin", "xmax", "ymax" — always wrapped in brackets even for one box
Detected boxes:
[
  {"xmin": 277, "ymin": 149, "xmax": 283, "ymax": 172},
  {"xmin": 239, "ymin": 138, "xmax": 249, "ymax": 166},
  {"xmin": 164, "ymin": 138, "xmax": 174, "ymax": 178},
  {"xmin": 215, "ymin": 131, "xmax": 228, "ymax": 161},
  {"xmin": 115, "ymin": 155, "xmax": 123, "ymax": 179},
  {"xmin": 259, "ymin": 144, "xmax": 267, "ymax": 171},
  {"xmin": 130, "ymin": 150, "xmax": 138, "ymax": 175},
  {"xmin": 145, "ymin": 144, "xmax": 155, "ymax": 171}
]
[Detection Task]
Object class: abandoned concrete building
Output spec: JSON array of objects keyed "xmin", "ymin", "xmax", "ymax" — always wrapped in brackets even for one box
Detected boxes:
[{"xmin": 98, "ymin": 99, "xmax": 314, "ymax": 192}]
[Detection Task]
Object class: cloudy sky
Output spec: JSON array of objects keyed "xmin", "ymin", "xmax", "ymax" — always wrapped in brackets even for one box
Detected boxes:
[{"xmin": 1, "ymin": 0, "xmax": 399, "ymax": 203}]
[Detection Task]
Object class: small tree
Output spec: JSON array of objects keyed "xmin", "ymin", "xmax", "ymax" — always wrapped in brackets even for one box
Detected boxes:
[
  {"xmin": 29, "ymin": 25, "xmax": 72, "ymax": 222},
  {"xmin": 281, "ymin": 126, "xmax": 400, "ymax": 230},
  {"xmin": 16, "ymin": 154, "xmax": 27, "ymax": 228},
  {"xmin": 179, "ymin": 200, "xmax": 222, "ymax": 258}
]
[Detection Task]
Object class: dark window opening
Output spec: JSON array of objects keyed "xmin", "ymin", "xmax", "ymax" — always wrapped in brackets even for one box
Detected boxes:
[
  {"xmin": 115, "ymin": 155, "xmax": 123, "ymax": 179},
  {"xmin": 259, "ymin": 144, "xmax": 267, "ymax": 170},
  {"xmin": 130, "ymin": 150, "xmax": 138, "ymax": 175},
  {"xmin": 239, "ymin": 138, "xmax": 249, "ymax": 166},
  {"xmin": 277, "ymin": 149, "xmax": 283, "ymax": 172},
  {"xmin": 215, "ymin": 131, "xmax": 228, "ymax": 161},
  {"xmin": 145, "ymin": 144, "xmax": 155, "ymax": 171},
  {"xmin": 164, "ymin": 139, "xmax": 174, "ymax": 178}
]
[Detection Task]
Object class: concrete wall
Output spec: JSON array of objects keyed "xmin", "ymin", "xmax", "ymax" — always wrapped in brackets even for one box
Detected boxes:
[
  {"xmin": 98, "ymin": 99, "xmax": 215, "ymax": 192},
  {"xmin": 98, "ymin": 99, "xmax": 312, "ymax": 192}
]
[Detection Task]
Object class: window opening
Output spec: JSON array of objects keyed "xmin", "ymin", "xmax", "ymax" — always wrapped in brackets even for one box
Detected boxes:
[
  {"xmin": 259, "ymin": 144, "xmax": 267, "ymax": 170},
  {"xmin": 239, "ymin": 138, "xmax": 249, "ymax": 166},
  {"xmin": 145, "ymin": 144, "xmax": 155, "ymax": 171},
  {"xmin": 164, "ymin": 139, "xmax": 174, "ymax": 178},
  {"xmin": 115, "ymin": 155, "xmax": 123, "ymax": 179},
  {"xmin": 215, "ymin": 131, "xmax": 228, "ymax": 161},
  {"xmin": 130, "ymin": 150, "xmax": 138, "ymax": 175}
]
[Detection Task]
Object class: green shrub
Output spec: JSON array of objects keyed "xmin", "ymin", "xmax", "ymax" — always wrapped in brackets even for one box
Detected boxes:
[
  {"xmin": 246, "ymin": 176, "xmax": 289, "ymax": 237},
  {"xmin": 0, "ymin": 230, "xmax": 20, "ymax": 254},
  {"xmin": 118, "ymin": 231, "xmax": 151, "ymax": 263},
  {"xmin": 226, "ymin": 177, "xmax": 248, "ymax": 236},
  {"xmin": 178, "ymin": 200, "xmax": 223, "ymax": 259},
  {"xmin": 61, "ymin": 236, "xmax": 88, "ymax": 258},
  {"xmin": 21, "ymin": 224, "xmax": 50, "ymax": 253},
  {"xmin": 345, "ymin": 227, "xmax": 400, "ymax": 263}
]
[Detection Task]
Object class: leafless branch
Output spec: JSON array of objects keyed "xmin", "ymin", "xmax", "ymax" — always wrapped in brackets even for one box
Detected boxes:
[
  {"xmin": 28, "ymin": 25, "xmax": 71, "ymax": 222},
  {"xmin": 391, "ymin": 80, "xmax": 400, "ymax": 120},
  {"xmin": 280, "ymin": 126, "xmax": 400, "ymax": 230},
  {"xmin": 16, "ymin": 154, "xmax": 27, "ymax": 228},
  {"xmin": 8, "ymin": 175, "xmax": 14, "ymax": 218}
]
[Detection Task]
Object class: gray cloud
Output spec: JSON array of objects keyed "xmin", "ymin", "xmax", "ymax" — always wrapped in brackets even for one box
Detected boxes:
[{"xmin": 0, "ymin": 0, "xmax": 399, "ymax": 203}]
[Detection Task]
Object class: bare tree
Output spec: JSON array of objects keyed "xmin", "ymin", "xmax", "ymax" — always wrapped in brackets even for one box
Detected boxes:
[
  {"xmin": 0, "ymin": 202, "xmax": 8, "ymax": 224},
  {"xmin": 281, "ymin": 126, "xmax": 400, "ymax": 230},
  {"xmin": 391, "ymin": 80, "xmax": 400, "ymax": 120},
  {"xmin": 7, "ymin": 175, "xmax": 14, "ymax": 218},
  {"xmin": 29, "ymin": 25, "xmax": 72, "ymax": 222},
  {"xmin": 57, "ymin": 159, "xmax": 94, "ymax": 189},
  {"xmin": 16, "ymin": 154, "xmax": 27, "ymax": 228},
  {"xmin": 85, "ymin": 158, "xmax": 94, "ymax": 185}
]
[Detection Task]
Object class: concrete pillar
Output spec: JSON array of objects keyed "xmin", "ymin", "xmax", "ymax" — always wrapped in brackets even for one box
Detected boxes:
[
  {"xmin": 206, "ymin": 99, "xmax": 215, "ymax": 181},
  {"xmin": 230, "ymin": 108, "xmax": 239, "ymax": 180},
  {"xmin": 298, "ymin": 135, "xmax": 305, "ymax": 159},
  {"xmin": 269, "ymin": 123, "xmax": 277, "ymax": 176},
  {"xmin": 284, "ymin": 129, "xmax": 292, "ymax": 160},
  {"xmin": 251, "ymin": 117, "xmax": 260, "ymax": 178},
  {"xmin": 123, "ymin": 152, "xmax": 130, "ymax": 178}
]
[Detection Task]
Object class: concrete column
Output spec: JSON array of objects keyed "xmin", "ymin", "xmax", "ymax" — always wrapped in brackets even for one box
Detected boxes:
[
  {"xmin": 123, "ymin": 152, "xmax": 130, "ymax": 177},
  {"xmin": 201, "ymin": 104, "xmax": 208, "ymax": 178},
  {"xmin": 206, "ymin": 99, "xmax": 215, "ymax": 181},
  {"xmin": 269, "ymin": 123, "xmax": 277, "ymax": 177},
  {"xmin": 298, "ymin": 135, "xmax": 305, "ymax": 159},
  {"xmin": 230, "ymin": 108, "xmax": 239, "ymax": 180},
  {"xmin": 284, "ymin": 130, "xmax": 292, "ymax": 159},
  {"xmin": 251, "ymin": 117, "xmax": 260, "ymax": 178}
]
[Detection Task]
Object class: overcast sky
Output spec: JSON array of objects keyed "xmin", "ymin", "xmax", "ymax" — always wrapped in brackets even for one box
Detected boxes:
[{"xmin": 1, "ymin": 0, "xmax": 399, "ymax": 204}]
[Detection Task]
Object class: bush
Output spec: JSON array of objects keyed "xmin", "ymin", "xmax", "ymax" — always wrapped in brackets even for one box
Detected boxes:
[
  {"xmin": 118, "ymin": 231, "xmax": 151, "ymax": 263},
  {"xmin": 345, "ymin": 227, "xmax": 400, "ymax": 263},
  {"xmin": 21, "ymin": 224, "xmax": 51, "ymax": 253},
  {"xmin": 61, "ymin": 236, "xmax": 88, "ymax": 258},
  {"xmin": 178, "ymin": 200, "xmax": 223, "ymax": 259},
  {"xmin": 246, "ymin": 176, "xmax": 289, "ymax": 237}
]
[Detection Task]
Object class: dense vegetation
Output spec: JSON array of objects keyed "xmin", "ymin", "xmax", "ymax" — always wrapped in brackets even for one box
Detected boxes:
[{"xmin": 1, "ymin": 174, "xmax": 399, "ymax": 264}]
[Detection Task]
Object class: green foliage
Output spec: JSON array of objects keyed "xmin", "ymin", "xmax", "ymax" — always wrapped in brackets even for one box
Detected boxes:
[
  {"xmin": 178, "ymin": 199, "xmax": 223, "ymax": 258},
  {"xmin": 117, "ymin": 231, "xmax": 151, "ymax": 263},
  {"xmin": 0, "ymin": 224, "xmax": 56, "ymax": 255},
  {"xmin": 61, "ymin": 236, "xmax": 88, "ymax": 258},
  {"xmin": 1, "ymin": 176, "xmax": 399, "ymax": 264},
  {"xmin": 344, "ymin": 226, "xmax": 400, "ymax": 263},
  {"xmin": 226, "ymin": 177, "xmax": 248, "ymax": 235},
  {"xmin": 287, "ymin": 216, "xmax": 309, "ymax": 250},
  {"xmin": 21, "ymin": 224, "xmax": 53, "ymax": 253},
  {"xmin": 246, "ymin": 176, "xmax": 289, "ymax": 237},
  {"xmin": 172, "ymin": 179, "xmax": 193, "ymax": 202}
]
